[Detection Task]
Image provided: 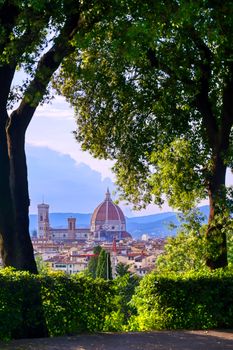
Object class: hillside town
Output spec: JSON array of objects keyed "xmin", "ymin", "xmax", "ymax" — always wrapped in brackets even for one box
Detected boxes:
[{"xmin": 32, "ymin": 189, "xmax": 165, "ymax": 276}]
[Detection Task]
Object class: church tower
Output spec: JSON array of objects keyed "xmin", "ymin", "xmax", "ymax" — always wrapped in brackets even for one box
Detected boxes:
[
  {"xmin": 38, "ymin": 203, "xmax": 50, "ymax": 239},
  {"xmin": 67, "ymin": 217, "xmax": 76, "ymax": 240}
]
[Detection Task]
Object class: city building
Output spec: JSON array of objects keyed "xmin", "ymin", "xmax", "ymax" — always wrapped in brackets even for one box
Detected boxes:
[
  {"xmin": 37, "ymin": 203, "xmax": 89, "ymax": 241},
  {"xmin": 90, "ymin": 188, "xmax": 131, "ymax": 241},
  {"xmin": 37, "ymin": 189, "xmax": 131, "ymax": 242}
]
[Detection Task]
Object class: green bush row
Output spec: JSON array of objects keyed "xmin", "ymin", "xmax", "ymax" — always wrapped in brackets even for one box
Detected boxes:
[
  {"xmin": 1, "ymin": 268, "xmax": 233, "ymax": 340},
  {"xmin": 0, "ymin": 269, "xmax": 114, "ymax": 340},
  {"xmin": 129, "ymin": 269, "xmax": 233, "ymax": 330}
]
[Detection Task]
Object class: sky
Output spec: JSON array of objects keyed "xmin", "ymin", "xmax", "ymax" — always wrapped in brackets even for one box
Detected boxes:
[
  {"xmin": 25, "ymin": 95, "xmax": 174, "ymax": 216},
  {"xmin": 12, "ymin": 69, "xmax": 173, "ymax": 217},
  {"xmin": 16, "ymin": 74, "xmax": 233, "ymax": 217}
]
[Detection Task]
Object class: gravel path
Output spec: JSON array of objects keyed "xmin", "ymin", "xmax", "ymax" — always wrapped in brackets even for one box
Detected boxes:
[{"xmin": 0, "ymin": 330, "xmax": 233, "ymax": 350}]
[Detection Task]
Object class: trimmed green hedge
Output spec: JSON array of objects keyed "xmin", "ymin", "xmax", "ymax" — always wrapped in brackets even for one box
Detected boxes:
[
  {"xmin": 129, "ymin": 269, "xmax": 233, "ymax": 330},
  {"xmin": 1, "ymin": 268, "xmax": 233, "ymax": 340},
  {"xmin": 0, "ymin": 269, "xmax": 114, "ymax": 340}
]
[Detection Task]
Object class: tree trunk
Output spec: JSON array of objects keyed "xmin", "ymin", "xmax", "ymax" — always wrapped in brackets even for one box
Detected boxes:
[
  {"xmin": 0, "ymin": 112, "xmax": 37, "ymax": 272},
  {"xmin": 0, "ymin": 65, "xmax": 32, "ymax": 270},
  {"xmin": 6, "ymin": 111, "xmax": 38, "ymax": 273},
  {"xmin": 0, "ymin": 110, "xmax": 17, "ymax": 267},
  {"xmin": 0, "ymin": 108, "xmax": 49, "ymax": 338},
  {"xmin": 206, "ymin": 154, "xmax": 228, "ymax": 269}
]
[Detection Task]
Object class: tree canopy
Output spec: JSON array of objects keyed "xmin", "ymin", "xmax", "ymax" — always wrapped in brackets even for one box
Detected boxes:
[{"xmin": 57, "ymin": 1, "xmax": 233, "ymax": 269}]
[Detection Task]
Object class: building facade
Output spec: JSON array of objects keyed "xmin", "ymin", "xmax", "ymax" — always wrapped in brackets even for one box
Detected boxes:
[
  {"xmin": 37, "ymin": 189, "xmax": 131, "ymax": 242},
  {"xmin": 37, "ymin": 203, "xmax": 89, "ymax": 241}
]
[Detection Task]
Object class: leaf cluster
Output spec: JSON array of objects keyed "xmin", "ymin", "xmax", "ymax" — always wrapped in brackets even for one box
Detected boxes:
[
  {"xmin": 56, "ymin": 1, "xmax": 233, "ymax": 210},
  {"xmin": 129, "ymin": 268, "xmax": 233, "ymax": 330},
  {"xmin": 0, "ymin": 269, "xmax": 115, "ymax": 339}
]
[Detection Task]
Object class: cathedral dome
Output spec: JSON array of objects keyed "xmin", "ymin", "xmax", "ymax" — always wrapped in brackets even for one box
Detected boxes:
[
  {"xmin": 90, "ymin": 189, "xmax": 130, "ymax": 241},
  {"xmin": 91, "ymin": 190, "xmax": 125, "ymax": 224},
  {"xmin": 91, "ymin": 189, "xmax": 125, "ymax": 224}
]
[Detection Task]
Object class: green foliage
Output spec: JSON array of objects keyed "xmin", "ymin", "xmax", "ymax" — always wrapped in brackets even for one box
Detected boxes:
[
  {"xmin": 149, "ymin": 139, "xmax": 206, "ymax": 211},
  {"xmin": 87, "ymin": 245, "xmax": 102, "ymax": 278},
  {"xmin": 0, "ymin": 268, "xmax": 46, "ymax": 340},
  {"xmin": 0, "ymin": 269, "xmax": 115, "ymax": 340},
  {"xmin": 57, "ymin": 0, "xmax": 233, "ymax": 208},
  {"xmin": 56, "ymin": 1, "xmax": 233, "ymax": 266},
  {"xmin": 156, "ymin": 210, "xmax": 233, "ymax": 273},
  {"xmin": 129, "ymin": 269, "xmax": 233, "ymax": 330},
  {"xmin": 1, "ymin": 267, "xmax": 233, "ymax": 339},
  {"xmin": 104, "ymin": 273, "xmax": 140, "ymax": 331},
  {"xmin": 87, "ymin": 247, "xmax": 113, "ymax": 280},
  {"xmin": 41, "ymin": 272, "xmax": 114, "ymax": 335},
  {"xmin": 228, "ymin": 233, "xmax": 233, "ymax": 267},
  {"xmin": 116, "ymin": 262, "xmax": 131, "ymax": 277},
  {"xmin": 96, "ymin": 249, "xmax": 112, "ymax": 280},
  {"xmin": 35, "ymin": 255, "xmax": 50, "ymax": 274},
  {"xmin": 156, "ymin": 209, "xmax": 208, "ymax": 273}
]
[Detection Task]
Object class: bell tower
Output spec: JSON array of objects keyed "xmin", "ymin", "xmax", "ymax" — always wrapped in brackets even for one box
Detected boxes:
[
  {"xmin": 37, "ymin": 202, "xmax": 50, "ymax": 239},
  {"xmin": 68, "ymin": 217, "xmax": 76, "ymax": 240}
]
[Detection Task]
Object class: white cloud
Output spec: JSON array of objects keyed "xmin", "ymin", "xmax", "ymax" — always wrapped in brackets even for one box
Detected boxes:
[
  {"xmin": 26, "ymin": 144, "xmax": 171, "ymax": 217},
  {"xmin": 26, "ymin": 95, "xmax": 115, "ymax": 180},
  {"xmin": 26, "ymin": 145, "xmax": 115, "ymax": 213}
]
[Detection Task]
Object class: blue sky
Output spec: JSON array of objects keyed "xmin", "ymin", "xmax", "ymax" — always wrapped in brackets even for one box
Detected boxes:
[
  {"xmin": 11, "ymin": 64, "xmax": 230, "ymax": 217},
  {"xmin": 25, "ymin": 96, "xmax": 174, "ymax": 216},
  {"xmin": 23, "ymin": 94, "xmax": 233, "ymax": 216}
]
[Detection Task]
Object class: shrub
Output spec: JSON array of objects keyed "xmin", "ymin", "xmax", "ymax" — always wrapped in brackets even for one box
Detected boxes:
[
  {"xmin": 0, "ymin": 268, "xmax": 47, "ymax": 340},
  {"xmin": 129, "ymin": 268, "xmax": 233, "ymax": 330},
  {"xmin": 1, "ymin": 267, "xmax": 233, "ymax": 339},
  {"xmin": 0, "ymin": 269, "xmax": 115, "ymax": 340},
  {"xmin": 103, "ymin": 273, "xmax": 140, "ymax": 331}
]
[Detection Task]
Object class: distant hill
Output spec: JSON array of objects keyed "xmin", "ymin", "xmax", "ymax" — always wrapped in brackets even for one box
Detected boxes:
[
  {"xmin": 126, "ymin": 214, "xmax": 179, "ymax": 238},
  {"xmin": 30, "ymin": 205, "xmax": 209, "ymax": 238}
]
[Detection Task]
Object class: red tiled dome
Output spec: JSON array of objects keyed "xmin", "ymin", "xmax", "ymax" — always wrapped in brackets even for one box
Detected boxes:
[{"xmin": 91, "ymin": 189, "xmax": 125, "ymax": 225}]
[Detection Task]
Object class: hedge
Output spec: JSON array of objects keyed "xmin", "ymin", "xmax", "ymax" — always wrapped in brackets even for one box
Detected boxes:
[
  {"xmin": 129, "ymin": 269, "xmax": 233, "ymax": 330},
  {"xmin": 1, "ymin": 268, "xmax": 233, "ymax": 340},
  {"xmin": 0, "ymin": 269, "xmax": 114, "ymax": 340}
]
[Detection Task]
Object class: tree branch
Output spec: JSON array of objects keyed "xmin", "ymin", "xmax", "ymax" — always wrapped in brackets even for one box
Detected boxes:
[
  {"xmin": 188, "ymin": 30, "xmax": 219, "ymax": 149},
  {"xmin": 8, "ymin": 9, "xmax": 83, "ymax": 131}
]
